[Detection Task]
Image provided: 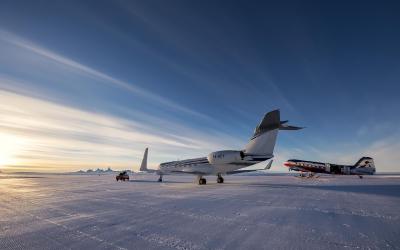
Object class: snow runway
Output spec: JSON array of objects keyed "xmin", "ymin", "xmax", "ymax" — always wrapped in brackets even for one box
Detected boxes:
[{"xmin": 0, "ymin": 174, "xmax": 399, "ymax": 249}]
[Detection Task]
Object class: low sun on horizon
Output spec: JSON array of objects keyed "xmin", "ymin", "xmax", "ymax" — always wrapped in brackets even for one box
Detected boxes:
[{"xmin": 0, "ymin": 133, "xmax": 28, "ymax": 170}]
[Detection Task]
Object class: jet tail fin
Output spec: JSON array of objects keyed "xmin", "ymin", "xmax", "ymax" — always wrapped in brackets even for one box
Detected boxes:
[
  {"xmin": 244, "ymin": 110, "xmax": 280, "ymax": 156},
  {"xmin": 139, "ymin": 148, "xmax": 148, "ymax": 171},
  {"xmin": 244, "ymin": 110, "xmax": 302, "ymax": 156},
  {"xmin": 354, "ymin": 157, "xmax": 375, "ymax": 169}
]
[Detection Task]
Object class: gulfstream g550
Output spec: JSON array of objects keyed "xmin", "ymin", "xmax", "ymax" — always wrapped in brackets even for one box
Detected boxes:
[{"xmin": 140, "ymin": 110, "xmax": 302, "ymax": 185}]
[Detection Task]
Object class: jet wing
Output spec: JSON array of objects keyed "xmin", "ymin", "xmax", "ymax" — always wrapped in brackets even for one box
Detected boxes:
[{"xmin": 227, "ymin": 160, "xmax": 273, "ymax": 175}]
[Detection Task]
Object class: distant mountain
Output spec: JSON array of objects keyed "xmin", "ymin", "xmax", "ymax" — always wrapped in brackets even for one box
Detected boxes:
[{"xmin": 73, "ymin": 168, "xmax": 135, "ymax": 174}]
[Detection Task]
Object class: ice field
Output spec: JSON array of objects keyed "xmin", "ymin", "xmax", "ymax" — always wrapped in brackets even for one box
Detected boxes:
[{"xmin": 0, "ymin": 173, "xmax": 399, "ymax": 250}]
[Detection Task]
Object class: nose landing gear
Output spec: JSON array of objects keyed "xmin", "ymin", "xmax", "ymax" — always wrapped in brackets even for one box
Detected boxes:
[{"xmin": 217, "ymin": 173, "xmax": 224, "ymax": 183}]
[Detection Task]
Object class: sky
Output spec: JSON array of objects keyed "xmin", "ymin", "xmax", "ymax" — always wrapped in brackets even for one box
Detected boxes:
[{"xmin": 0, "ymin": 0, "xmax": 399, "ymax": 172}]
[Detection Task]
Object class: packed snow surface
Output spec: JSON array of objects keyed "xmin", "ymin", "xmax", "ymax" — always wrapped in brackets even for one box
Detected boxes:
[{"xmin": 0, "ymin": 174, "xmax": 399, "ymax": 250}]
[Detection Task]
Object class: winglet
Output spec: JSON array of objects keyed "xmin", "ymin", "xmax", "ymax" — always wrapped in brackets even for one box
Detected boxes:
[
  {"xmin": 139, "ymin": 148, "xmax": 148, "ymax": 171},
  {"xmin": 265, "ymin": 160, "xmax": 273, "ymax": 170}
]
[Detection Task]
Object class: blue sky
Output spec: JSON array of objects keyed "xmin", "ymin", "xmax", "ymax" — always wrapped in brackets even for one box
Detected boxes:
[{"xmin": 0, "ymin": 0, "xmax": 399, "ymax": 172}]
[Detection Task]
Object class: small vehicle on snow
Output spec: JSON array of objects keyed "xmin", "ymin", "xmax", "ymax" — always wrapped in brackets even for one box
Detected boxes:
[{"xmin": 116, "ymin": 171, "xmax": 129, "ymax": 181}]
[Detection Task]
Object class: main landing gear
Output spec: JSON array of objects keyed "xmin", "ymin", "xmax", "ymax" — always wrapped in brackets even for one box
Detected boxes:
[
  {"xmin": 217, "ymin": 173, "xmax": 224, "ymax": 183},
  {"xmin": 197, "ymin": 176, "xmax": 207, "ymax": 185},
  {"xmin": 196, "ymin": 174, "xmax": 224, "ymax": 185},
  {"xmin": 158, "ymin": 175, "xmax": 163, "ymax": 182}
]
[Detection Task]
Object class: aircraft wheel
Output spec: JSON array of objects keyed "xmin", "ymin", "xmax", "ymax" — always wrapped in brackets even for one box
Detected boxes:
[
  {"xmin": 158, "ymin": 177, "xmax": 163, "ymax": 182},
  {"xmin": 217, "ymin": 177, "xmax": 224, "ymax": 183},
  {"xmin": 199, "ymin": 178, "xmax": 206, "ymax": 185}
]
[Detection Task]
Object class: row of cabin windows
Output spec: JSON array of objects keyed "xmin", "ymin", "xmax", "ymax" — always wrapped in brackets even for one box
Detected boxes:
[
  {"xmin": 213, "ymin": 154, "xmax": 224, "ymax": 159},
  {"xmin": 162, "ymin": 163, "xmax": 200, "ymax": 168}
]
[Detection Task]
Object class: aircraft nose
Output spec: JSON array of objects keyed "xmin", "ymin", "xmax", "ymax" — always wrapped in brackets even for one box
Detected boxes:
[{"xmin": 284, "ymin": 161, "xmax": 293, "ymax": 167}]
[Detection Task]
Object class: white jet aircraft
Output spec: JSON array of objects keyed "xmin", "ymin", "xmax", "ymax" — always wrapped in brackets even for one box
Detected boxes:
[{"xmin": 138, "ymin": 109, "xmax": 302, "ymax": 185}]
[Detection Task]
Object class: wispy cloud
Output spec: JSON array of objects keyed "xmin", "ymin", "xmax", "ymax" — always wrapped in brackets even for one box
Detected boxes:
[{"xmin": 0, "ymin": 29, "xmax": 211, "ymax": 121}]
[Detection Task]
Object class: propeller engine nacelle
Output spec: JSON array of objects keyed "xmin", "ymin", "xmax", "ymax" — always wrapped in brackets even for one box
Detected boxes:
[{"xmin": 207, "ymin": 150, "xmax": 244, "ymax": 165}]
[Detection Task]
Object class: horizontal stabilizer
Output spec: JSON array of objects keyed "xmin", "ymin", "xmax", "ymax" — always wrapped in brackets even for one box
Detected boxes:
[
  {"xmin": 279, "ymin": 124, "xmax": 304, "ymax": 130},
  {"xmin": 280, "ymin": 120, "xmax": 289, "ymax": 125}
]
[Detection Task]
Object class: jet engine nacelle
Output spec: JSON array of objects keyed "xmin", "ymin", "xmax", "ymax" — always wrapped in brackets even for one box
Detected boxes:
[{"xmin": 207, "ymin": 150, "xmax": 243, "ymax": 165}]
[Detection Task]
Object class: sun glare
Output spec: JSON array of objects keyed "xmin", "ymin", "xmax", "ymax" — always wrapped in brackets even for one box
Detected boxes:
[{"xmin": 0, "ymin": 133, "xmax": 26, "ymax": 168}]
